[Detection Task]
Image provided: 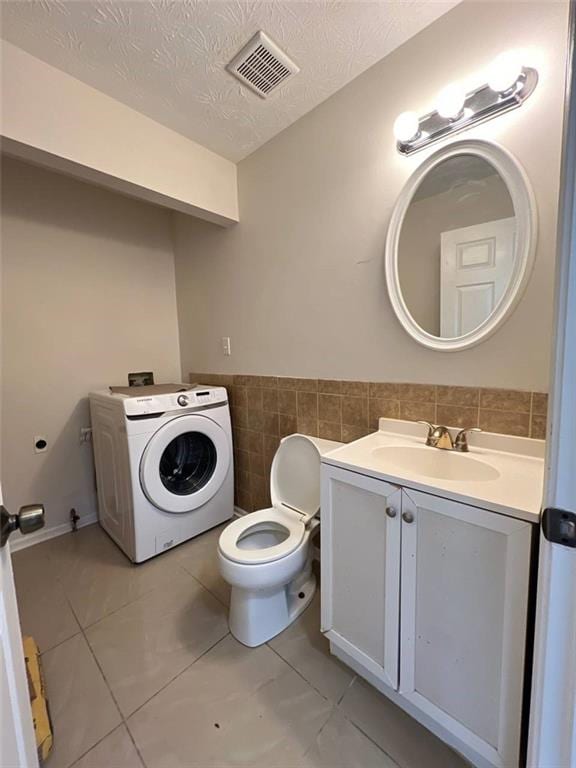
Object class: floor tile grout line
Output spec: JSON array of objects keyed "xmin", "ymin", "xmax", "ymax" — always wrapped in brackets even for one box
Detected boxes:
[
  {"xmin": 124, "ymin": 721, "xmax": 148, "ymax": 768},
  {"xmin": 298, "ymin": 701, "xmax": 338, "ymax": 762},
  {"xmin": 63, "ymin": 582, "xmax": 137, "ymax": 762},
  {"xmin": 63, "ymin": 564, "xmax": 228, "ymax": 768},
  {"xmin": 76, "ymin": 612, "xmax": 156, "ymax": 768},
  {"xmin": 29, "ymin": 526, "xmax": 232, "ymax": 764},
  {"xmin": 334, "ymin": 673, "xmax": 414, "ymax": 764},
  {"xmin": 18, "ymin": 527, "xmax": 226, "ymax": 768},
  {"xmin": 335, "ymin": 677, "xmax": 436, "ymax": 768},
  {"xmin": 52, "ymin": 601, "xmax": 125, "ymax": 768},
  {"xmin": 265, "ymin": 642, "xmax": 341, "ymax": 708},
  {"xmin": 82, "ymin": 593, "xmax": 230, "ymax": 722},
  {"xmin": 336, "ymin": 673, "xmax": 357, "ymax": 706},
  {"xmin": 77, "ymin": 561, "xmax": 200, "ymax": 631},
  {"xmin": 65, "ymin": 723, "xmax": 125, "ymax": 768},
  {"xmin": 37, "ymin": 549, "xmax": 183, "ymax": 651},
  {"xmin": 124, "ymin": 631, "xmax": 232, "ymax": 722},
  {"xmin": 38, "ymin": 629, "xmax": 83, "ymax": 659},
  {"xmin": 79, "ymin": 620, "xmax": 125, "ymax": 721},
  {"xmin": 50, "ymin": 525, "xmax": 190, "ymax": 629},
  {"xmin": 337, "ymin": 705, "xmax": 404, "ymax": 768},
  {"xmin": 177, "ymin": 562, "xmax": 230, "ymax": 609},
  {"xmin": 52, "ymin": 567, "xmax": 156, "ymax": 632},
  {"xmin": 335, "ymin": 705, "xmax": 405, "ymax": 768},
  {"xmin": 60, "ymin": 527, "xmax": 231, "ymax": 630},
  {"xmin": 256, "ymin": 644, "xmax": 399, "ymax": 768}
]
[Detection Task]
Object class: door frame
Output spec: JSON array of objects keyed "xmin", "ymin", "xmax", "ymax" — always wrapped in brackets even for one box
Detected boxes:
[{"xmin": 528, "ymin": 4, "xmax": 576, "ymax": 765}]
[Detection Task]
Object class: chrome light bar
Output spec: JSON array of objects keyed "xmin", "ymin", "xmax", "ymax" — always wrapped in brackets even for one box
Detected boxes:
[{"xmin": 396, "ymin": 67, "xmax": 538, "ymax": 155}]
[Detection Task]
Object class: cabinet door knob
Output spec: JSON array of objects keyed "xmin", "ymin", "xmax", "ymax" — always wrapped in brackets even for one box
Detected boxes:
[
  {"xmin": 386, "ymin": 506, "xmax": 397, "ymax": 518},
  {"xmin": 402, "ymin": 510, "xmax": 415, "ymax": 524}
]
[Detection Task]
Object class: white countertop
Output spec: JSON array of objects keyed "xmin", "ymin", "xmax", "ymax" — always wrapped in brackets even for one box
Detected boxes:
[{"xmin": 322, "ymin": 419, "xmax": 545, "ymax": 523}]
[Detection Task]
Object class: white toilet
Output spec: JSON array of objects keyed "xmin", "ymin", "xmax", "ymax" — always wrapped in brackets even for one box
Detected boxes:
[{"xmin": 218, "ymin": 433, "xmax": 341, "ymax": 647}]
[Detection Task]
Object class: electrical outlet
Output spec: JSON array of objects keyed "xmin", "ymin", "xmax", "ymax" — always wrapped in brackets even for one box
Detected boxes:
[
  {"xmin": 80, "ymin": 427, "xmax": 92, "ymax": 444},
  {"xmin": 222, "ymin": 336, "xmax": 231, "ymax": 356},
  {"xmin": 34, "ymin": 436, "xmax": 48, "ymax": 454}
]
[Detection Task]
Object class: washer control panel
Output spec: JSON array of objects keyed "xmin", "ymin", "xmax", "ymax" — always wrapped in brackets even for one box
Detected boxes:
[{"xmin": 122, "ymin": 386, "xmax": 228, "ymax": 416}]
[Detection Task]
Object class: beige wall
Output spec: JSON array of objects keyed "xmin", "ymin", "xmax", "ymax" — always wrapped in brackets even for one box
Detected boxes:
[
  {"xmin": 1, "ymin": 159, "xmax": 181, "ymax": 535},
  {"xmin": 174, "ymin": 1, "xmax": 568, "ymax": 392},
  {"xmin": 1, "ymin": 41, "xmax": 239, "ymax": 227}
]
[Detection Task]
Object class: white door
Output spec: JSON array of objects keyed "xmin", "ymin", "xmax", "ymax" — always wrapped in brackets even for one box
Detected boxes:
[
  {"xmin": 528, "ymin": 7, "xmax": 576, "ymax": 764},
  {"xmin": 321, "ymin": 465, "xmax": 401, "ymax": 689},
  {"xmin": 1, "ymin": 492, "xmax": 44, "ymax": 768},
  {"xmin": 400, "ymin": 488, "xmax": 532, "ymax": 768},
  {"xmin": 440, "ymin": 217, "xmax": 516, "ymax": 337}
]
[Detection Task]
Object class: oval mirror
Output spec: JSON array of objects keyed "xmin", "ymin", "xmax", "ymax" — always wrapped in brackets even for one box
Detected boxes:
[{"xmin": 385, "ymin": 140, "xmax": 537, "ymax": 351}]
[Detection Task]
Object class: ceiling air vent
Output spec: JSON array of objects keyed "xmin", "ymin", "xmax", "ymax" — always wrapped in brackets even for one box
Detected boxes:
[{"xmin": 227, "ymin": 31, "xmax": 299, "ymax": 99}]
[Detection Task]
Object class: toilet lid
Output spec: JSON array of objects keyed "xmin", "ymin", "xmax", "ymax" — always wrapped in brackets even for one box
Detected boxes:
[{"xmin": 270, "ymin": 434, "xmax": 322, "ymax": 521}]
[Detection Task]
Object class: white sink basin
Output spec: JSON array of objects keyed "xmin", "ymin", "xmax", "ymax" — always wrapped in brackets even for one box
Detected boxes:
[
  {"xmin": 372, "ymin": 445, "xmax": 501, "ymax": 482},
  {"xmin": 322, "ymin": 418, "xmax": 545, "ymax": 521}
]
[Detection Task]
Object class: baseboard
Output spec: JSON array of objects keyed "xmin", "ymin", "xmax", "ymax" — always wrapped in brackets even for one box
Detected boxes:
[
  {"xmin": 10, "ymin": 512, "xmax": 98, "ymax": 552},
  {"xmin": 12, "ymin": 507, "xmax": 243, "ymax": 553}
]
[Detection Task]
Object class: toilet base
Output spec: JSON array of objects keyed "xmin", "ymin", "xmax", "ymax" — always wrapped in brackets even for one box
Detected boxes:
[{"xmin": 229, "ymin": 571, "xmax": 316, "ymax": 647}]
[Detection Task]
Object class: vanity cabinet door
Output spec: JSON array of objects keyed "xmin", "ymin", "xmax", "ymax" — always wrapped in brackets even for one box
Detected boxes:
[
  {"xmin": 399, "ymin": 488, "xmax": 532, "ymax": 768},
  {"xmin": 321, "ymin": 465, "xmax": 401, "ymax": 690}
]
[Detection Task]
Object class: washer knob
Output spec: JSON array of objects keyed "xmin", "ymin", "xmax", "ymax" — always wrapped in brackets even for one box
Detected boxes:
[{"xmin": 177, "ymin": 395, "xmax": 189, "ymax": 407}]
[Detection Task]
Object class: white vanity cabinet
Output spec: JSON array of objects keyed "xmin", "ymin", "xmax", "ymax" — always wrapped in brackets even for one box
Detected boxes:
[
  {"xmin": 320, "ymin": 466, "xmax": 402, "ymax": 690},
  {"xmin": 321, "ymin": 464, "xmax": 534, "ymax": 768}
]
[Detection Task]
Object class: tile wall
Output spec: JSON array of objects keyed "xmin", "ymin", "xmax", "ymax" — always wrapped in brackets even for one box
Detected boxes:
[{"xmin": 189, "ymin": 373, "xmax": 548, "ymax": 512}]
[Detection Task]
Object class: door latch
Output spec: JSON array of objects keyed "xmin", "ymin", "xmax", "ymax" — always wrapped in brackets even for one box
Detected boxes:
[{"xmin": 542, "ymin": 507, "xmax": 576, "ymax": 547}]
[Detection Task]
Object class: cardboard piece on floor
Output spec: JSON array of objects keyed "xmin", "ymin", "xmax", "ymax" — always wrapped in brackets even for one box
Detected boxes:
[{"xmin": 23, "ymin": 635, "xmax": 53, "ymax": 764}]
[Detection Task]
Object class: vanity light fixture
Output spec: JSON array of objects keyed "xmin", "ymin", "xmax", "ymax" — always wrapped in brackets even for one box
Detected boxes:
[
  {"xmin": 394, "ymin": 53, "xmax": 538, "ymax": 155},
  {"xmin": 487, "ymin": 51, "xmax": 525, "ymax": 94},
  {"xmin": 393, "ymin": 111, "xmax": 421, "ymax": 142},
  {"xmin": 436, "ymin": 83, "xmax": 467, "ymax": 120}
]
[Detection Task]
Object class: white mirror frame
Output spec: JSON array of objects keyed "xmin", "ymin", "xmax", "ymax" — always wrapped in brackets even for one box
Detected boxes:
[{"xmin": 385, "ymin": 139, "xmax": 538, "ymax": 351}]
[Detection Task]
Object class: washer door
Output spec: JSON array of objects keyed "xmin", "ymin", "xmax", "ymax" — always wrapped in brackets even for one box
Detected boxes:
[{"xmin": 140, "ymin": 414, "xmax": 230, "ymax": 513}]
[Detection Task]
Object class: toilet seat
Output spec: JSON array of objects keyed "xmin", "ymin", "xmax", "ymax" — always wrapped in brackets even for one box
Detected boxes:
[
  {"xmin": 218, "ymin": 506, "xmax": 306, "ymax": 565},
  {"xmin": 219, "ymin": 435, "xmax": 338, "ymax": 568}
]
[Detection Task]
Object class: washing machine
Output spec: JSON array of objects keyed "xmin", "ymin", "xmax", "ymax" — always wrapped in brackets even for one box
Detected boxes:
[{"xmin": 89, "ymin": 385, "xmax": 234, "ymax": 562}]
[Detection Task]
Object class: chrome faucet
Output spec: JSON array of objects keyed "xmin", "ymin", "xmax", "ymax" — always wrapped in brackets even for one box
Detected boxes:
[
  {"xmin": 453, "ymin": 426, "xmax": 482, "ymax": 452},
  {"xmin": 418, "ymin": 421, "xmax": 482, "ymax": 452},
  {"xmin": 418, "ymin": 421, "xmax": 454, "ymax": 450}
]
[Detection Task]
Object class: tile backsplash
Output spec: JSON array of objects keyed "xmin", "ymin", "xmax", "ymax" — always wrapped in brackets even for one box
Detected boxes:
[{"xmin": 190, "ymin": 373, "xmax": 548, "ymax": 512}]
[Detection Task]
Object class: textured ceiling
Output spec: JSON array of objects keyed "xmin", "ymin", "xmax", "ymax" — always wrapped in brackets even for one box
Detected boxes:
[{"xmin": 1, "ymin": 1, "xmax": 460, "ymax": 162}]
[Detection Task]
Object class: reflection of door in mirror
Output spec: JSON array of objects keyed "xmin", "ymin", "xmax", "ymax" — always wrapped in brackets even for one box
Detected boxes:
[
  {"xmin": 440, "ymin": 218, "xmax": 516, "ymax": 337},
  {"xmin": 397, "ymin": 155, "xmax": 516, "ymax": 339}
]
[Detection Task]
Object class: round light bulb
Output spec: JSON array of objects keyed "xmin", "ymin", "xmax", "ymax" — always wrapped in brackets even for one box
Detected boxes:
[
  {"xmin": 436, "ymin": 83, "xmax": 466, "ymax": 119},
  {"xmin": 488, "ymin": 51, "xmax": 524, "ymax": 93},
  {"xmin": 393, "ymin": 111, "xmax": 420, "ymax": 143}
]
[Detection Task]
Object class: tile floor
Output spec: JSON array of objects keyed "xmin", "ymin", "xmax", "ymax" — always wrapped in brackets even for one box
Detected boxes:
[{"xmin": 12, "ymin": 523, "xmax": 469, "ymax": 768}]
